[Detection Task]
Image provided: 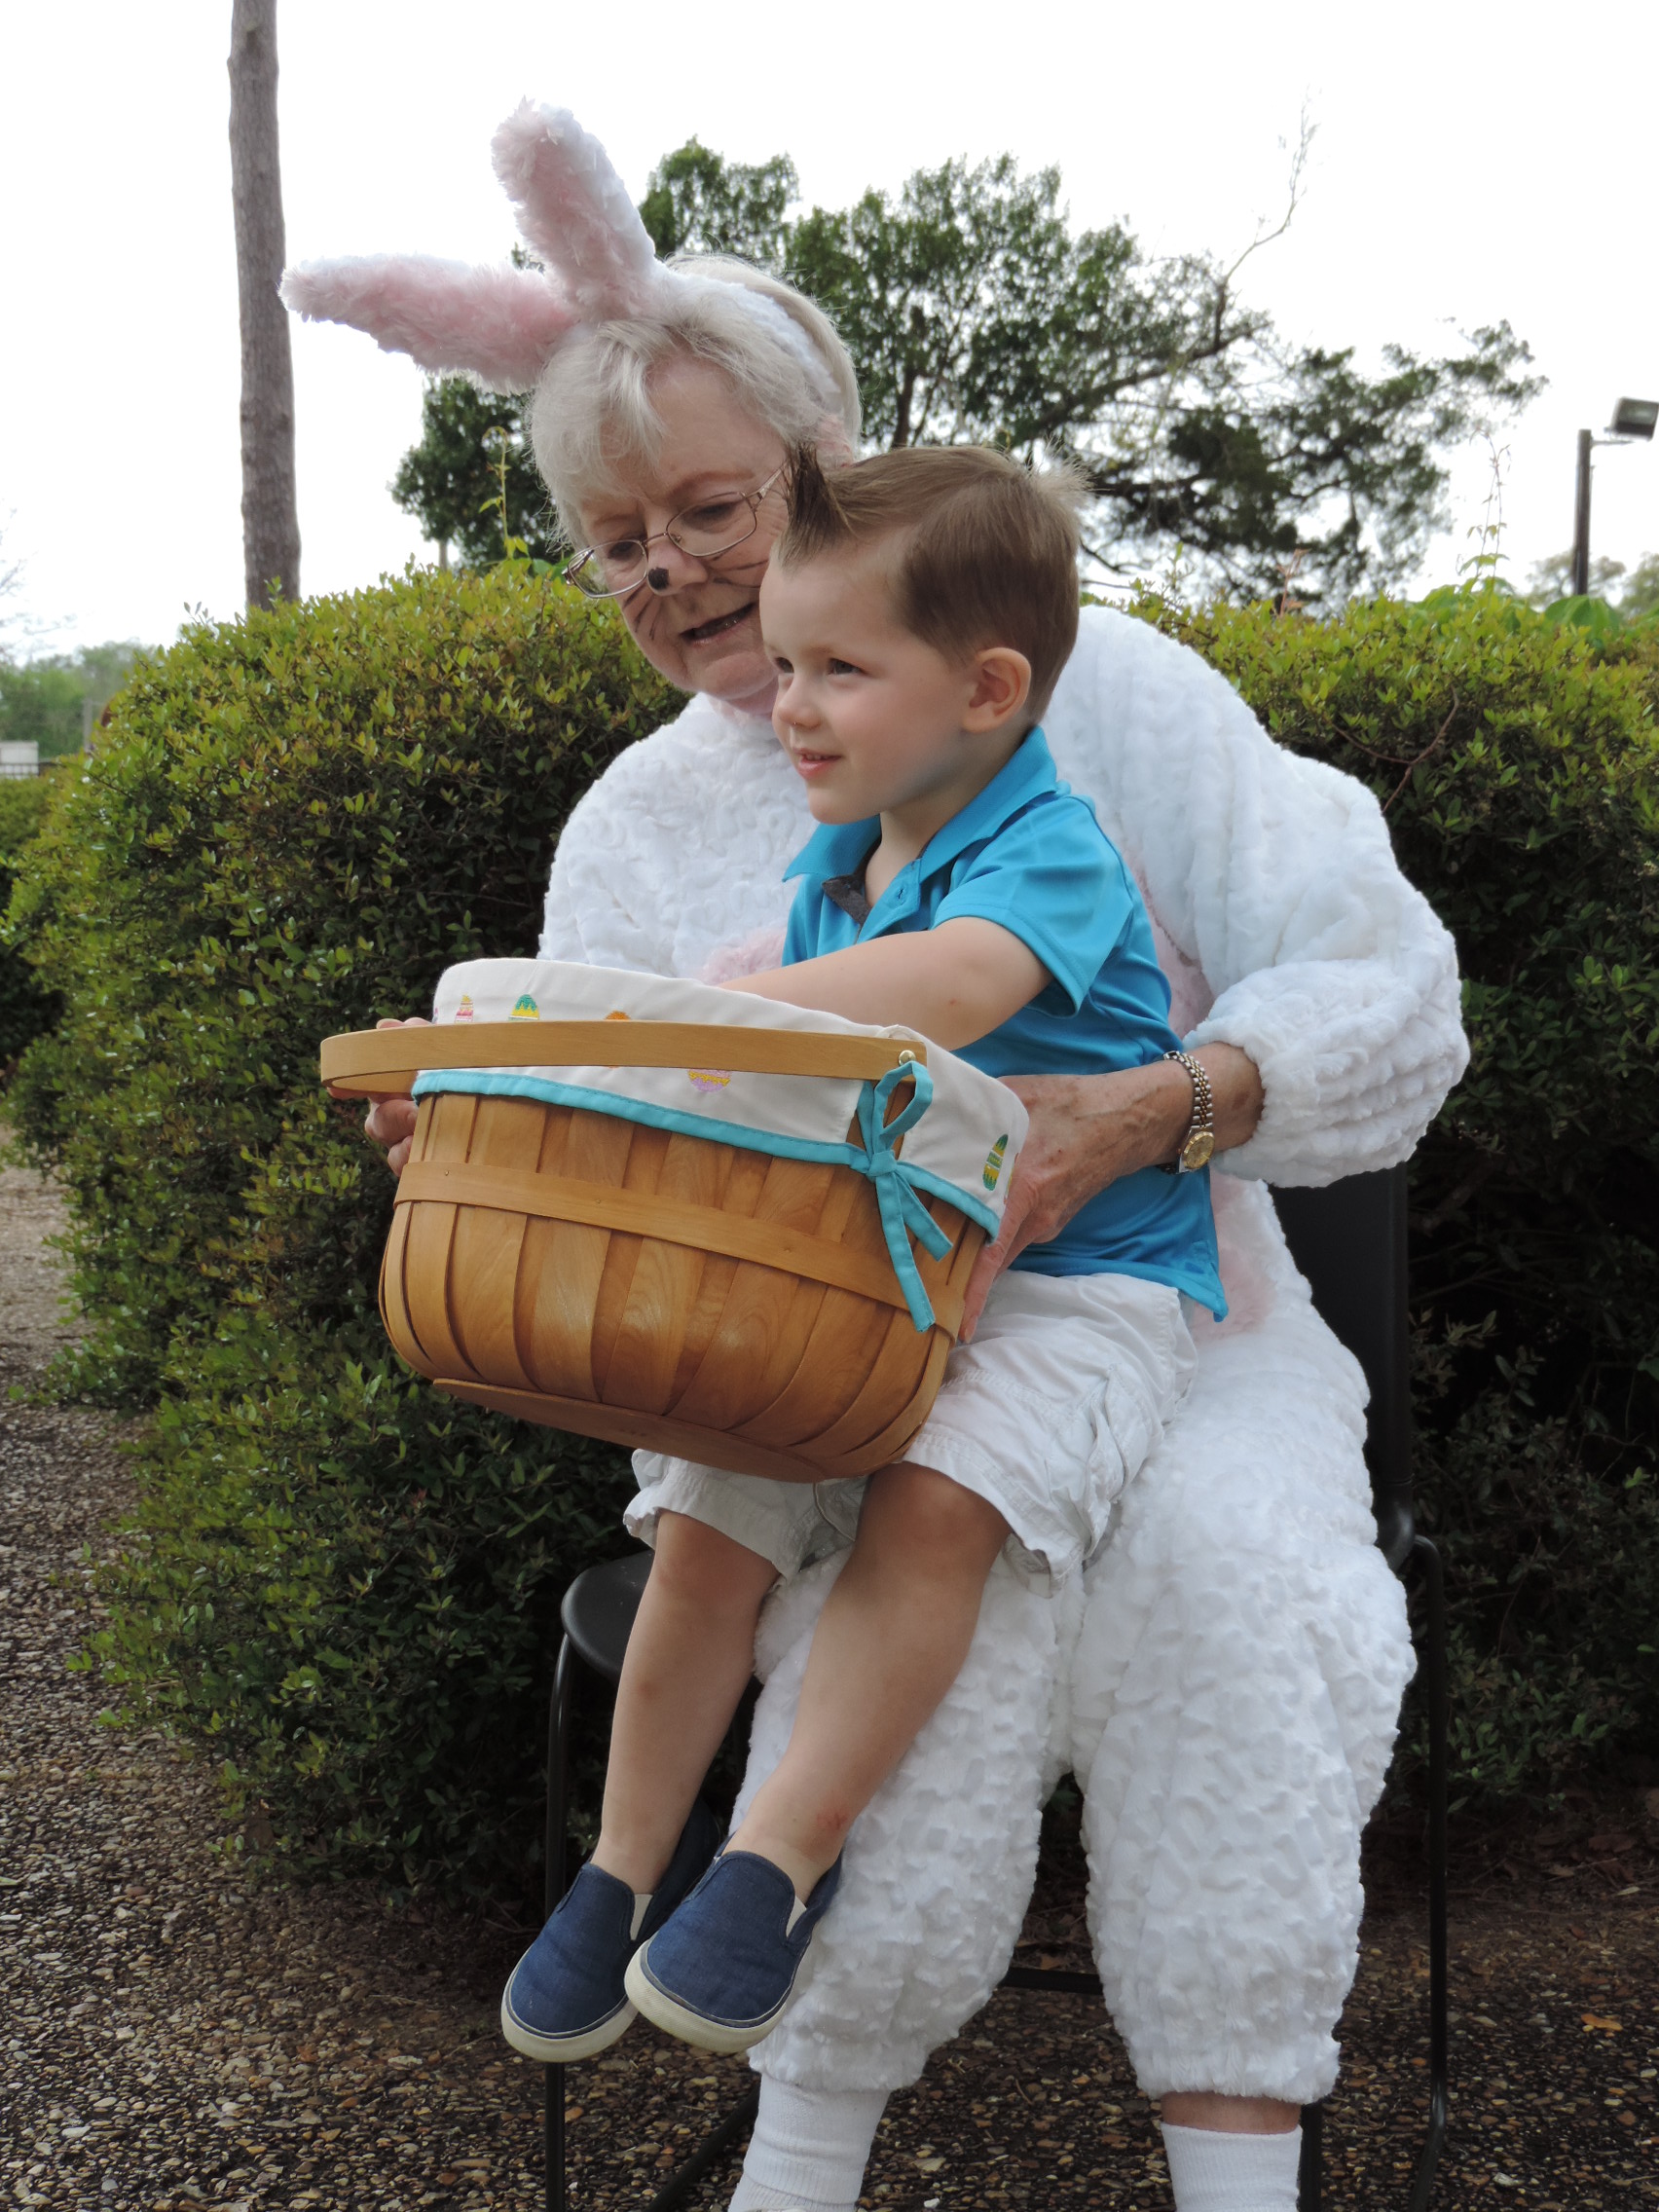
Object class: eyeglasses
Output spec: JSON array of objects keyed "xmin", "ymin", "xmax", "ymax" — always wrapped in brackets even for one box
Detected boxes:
[{"xmin": 565, "ymin": 465, "xmax": 789, "ymax": 599}]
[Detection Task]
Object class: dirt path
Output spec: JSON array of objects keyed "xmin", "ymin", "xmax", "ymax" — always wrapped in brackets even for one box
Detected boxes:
[{"xmin": 2, "ymin": 1152, "xmax": 1656, "ymax": 2210}]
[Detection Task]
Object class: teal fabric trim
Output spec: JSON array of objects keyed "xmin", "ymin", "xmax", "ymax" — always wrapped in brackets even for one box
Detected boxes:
[
  {"xmin": 898, "ymin": 1161, "xmax": 999, "ymax": 1243},
  {"xmin": 412, "ymin": 1065, "xmax": 989, "ymax": 1331},
  {"xmin": 413, "ymin": 1068, "xmax": 856, "ymax": 1171},
  {"xmin": 854, "ymin": 1063, "xmax": 951, "ymax": 1330}
]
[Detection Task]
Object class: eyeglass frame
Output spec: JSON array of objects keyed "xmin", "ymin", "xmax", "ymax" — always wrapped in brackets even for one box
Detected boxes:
[{"xmin": 564, "ymin": 464, "xmax": 791, "ymax": 600}]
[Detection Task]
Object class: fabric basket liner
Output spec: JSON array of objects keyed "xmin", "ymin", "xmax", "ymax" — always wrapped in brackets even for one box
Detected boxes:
[{"xmin": 409, "ymin": 958, "xmax": 1029, "ymax": 1331}]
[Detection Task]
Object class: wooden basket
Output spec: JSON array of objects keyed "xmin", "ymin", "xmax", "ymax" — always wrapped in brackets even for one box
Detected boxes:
[{"xmin": 322, "ymin": 1020, "xmax": 985, "ymax": 1482}]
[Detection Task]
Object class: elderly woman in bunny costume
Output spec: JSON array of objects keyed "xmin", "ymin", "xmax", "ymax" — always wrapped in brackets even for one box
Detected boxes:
[{"xmin": 286, "ymin": 103, "xmax": 1466, "ymax": 2212}]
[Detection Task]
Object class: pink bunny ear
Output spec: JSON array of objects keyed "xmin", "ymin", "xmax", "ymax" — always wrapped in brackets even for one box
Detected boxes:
[
  {"xmin": 281, "ymin": 255, "xmax": 579, "ymax": 392},
  {"xmin": 491, "ymin": 101, "xmax": 662, "ymax": 319}
]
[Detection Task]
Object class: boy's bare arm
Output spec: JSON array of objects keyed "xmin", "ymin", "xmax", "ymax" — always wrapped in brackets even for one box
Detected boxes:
[{"xmin": 722, "ymin": 918, "xmax": 1048, "ymax": 1050}]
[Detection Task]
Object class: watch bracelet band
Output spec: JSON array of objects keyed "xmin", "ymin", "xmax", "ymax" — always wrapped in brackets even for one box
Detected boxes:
[{"xmin": 1160, "ymin": 1049, "xmax": 1213, "ymax": 1173}]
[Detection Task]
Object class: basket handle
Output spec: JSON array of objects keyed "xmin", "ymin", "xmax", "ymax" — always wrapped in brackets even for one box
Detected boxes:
[{"xmin": 320, "ymin": 1019, "xmax": 928, "ymax": 1097}]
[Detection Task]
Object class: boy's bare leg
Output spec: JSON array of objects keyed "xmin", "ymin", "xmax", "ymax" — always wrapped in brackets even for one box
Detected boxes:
[
  {"xmin": 592, "ymin": 1511, "xmax": 778, "ymax": 1895},
  {"xmin": 728, "ymin": 1464, "xmax": 1009, "ymax": 1899}
]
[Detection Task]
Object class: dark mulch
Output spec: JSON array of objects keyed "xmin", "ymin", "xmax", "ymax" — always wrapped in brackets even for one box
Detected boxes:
[{"xmin": 4, "ymin": 1152, "xmax": 1658, "ymax": 2209}]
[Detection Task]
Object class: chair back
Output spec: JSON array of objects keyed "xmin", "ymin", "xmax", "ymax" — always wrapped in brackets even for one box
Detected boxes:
[{"xmin": 1272, "ymin": 1166, "xmax": 1414, "ymax": 1569}]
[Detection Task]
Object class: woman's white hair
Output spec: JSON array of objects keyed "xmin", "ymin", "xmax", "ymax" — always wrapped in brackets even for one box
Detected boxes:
[{"xmin": 530, "ymin": 257, "xmax": 862, "ymax": 541}]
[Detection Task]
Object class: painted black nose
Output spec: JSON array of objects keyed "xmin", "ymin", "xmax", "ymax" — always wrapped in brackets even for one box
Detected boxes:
[{"xmin": 646, "ymin": 566, "xmax": 671, "ymax": 594}]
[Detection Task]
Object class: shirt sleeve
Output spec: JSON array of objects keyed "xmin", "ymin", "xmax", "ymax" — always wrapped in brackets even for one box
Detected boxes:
[{"xmin": 932, "ymin": 794, "xmax": 1137, "ymax": 1012}]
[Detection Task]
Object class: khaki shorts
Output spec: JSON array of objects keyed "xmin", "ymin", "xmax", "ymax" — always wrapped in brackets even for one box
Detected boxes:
[{"xmin": 626, "ymin": 1270, "xmax": 1196, "ymax": 1591}]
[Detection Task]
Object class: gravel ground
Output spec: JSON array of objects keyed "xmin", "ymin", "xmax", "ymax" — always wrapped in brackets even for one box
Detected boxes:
[{"xmin": 4, "ymin": 1149, "xmax": 1658, "ymax": 2210}]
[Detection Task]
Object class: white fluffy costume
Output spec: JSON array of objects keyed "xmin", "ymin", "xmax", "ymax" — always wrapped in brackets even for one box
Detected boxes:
[
  {"xmin": 540, "ymin": 605, "xmax": 1466, "ymax": 2104},
  {"xmin": 282, "ymin": 94, "xmax": 1467, "ymax": 2115}
]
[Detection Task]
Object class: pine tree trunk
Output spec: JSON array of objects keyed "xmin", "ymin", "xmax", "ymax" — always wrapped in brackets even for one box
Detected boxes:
[{"xmin": 228, "ymin": 0, "xmax": 300, "ymax": 608}]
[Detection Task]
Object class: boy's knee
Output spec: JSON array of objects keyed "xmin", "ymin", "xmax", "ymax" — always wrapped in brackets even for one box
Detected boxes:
[
  {"xmin": 651, "ymin": 1510, "xmax": 778, "ymax": 1612},
  {"xmin": 865, "ymin": 1462, "xmax": 1008, "ymax": 1567}
]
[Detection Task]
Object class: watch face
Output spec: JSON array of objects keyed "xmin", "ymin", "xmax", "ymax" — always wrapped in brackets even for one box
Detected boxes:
[{"xmin": 1181, "ymin": 1128, "xmax": 1216, "ymax": 1171}]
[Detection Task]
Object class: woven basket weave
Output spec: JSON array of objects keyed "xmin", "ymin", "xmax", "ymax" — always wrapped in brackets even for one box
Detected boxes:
[{"xmin": 322, "ymin": 1019, "xmax": 984, "ymax": 1481}]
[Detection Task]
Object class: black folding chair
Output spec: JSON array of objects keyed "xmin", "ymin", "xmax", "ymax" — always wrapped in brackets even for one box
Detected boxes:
[
  {"xmin": 1272, "ymin": 1167, "xmax": 1448, "ymax": 2211},
  {"xmin": 538, "ymin": 1550, "xmax": 760, "ymax": 2212},
  {"xmin": 536, "ymin": 1164, "xmax": 1448, "ymax": 2212}
]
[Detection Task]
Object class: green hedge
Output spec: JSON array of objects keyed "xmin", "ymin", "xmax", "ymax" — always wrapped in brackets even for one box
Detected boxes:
[
  {"xmin": 0, "ymin": 772, "xmax": 63, "ymax": 1071},
  {"xmin": 9, "ymin": 568, "xmax": 1657, "ymax": 1893},
  {"xmin": 1139, "ymin": 585, "xmax": 1659, "ymax": 1804},
  {"xmin": 8, "ymin": 566, "xmax": 680, "ymax": 1892}
]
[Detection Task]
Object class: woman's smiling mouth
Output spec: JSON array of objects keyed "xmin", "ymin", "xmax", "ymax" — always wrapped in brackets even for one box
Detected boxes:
[{"xmin": 679, "ymin": 605, "xmax": 755, "ymax": 645}]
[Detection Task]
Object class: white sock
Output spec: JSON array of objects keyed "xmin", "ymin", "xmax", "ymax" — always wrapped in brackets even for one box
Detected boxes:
[
  {"xmin": 728, "ymin": 2079, "xmax": 890, "ymax": 2212},
  {"xmin": 1161, "ymin": 2121, "xmax": 1302, "ymax": 2212}
]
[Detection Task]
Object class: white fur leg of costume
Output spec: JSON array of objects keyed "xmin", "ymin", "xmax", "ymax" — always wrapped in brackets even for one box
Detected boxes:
[
  {"xmin": 1069, "ymin": 1183, "xmax": 1413, "ymax": 2103},
  {"xmin": 735, "ymin": 1550, "xmax": 1068, "ymax": 2091},
  {"xmin": 743, "ymin": 1186, "xmax": 1411, "ymax": 2108}
]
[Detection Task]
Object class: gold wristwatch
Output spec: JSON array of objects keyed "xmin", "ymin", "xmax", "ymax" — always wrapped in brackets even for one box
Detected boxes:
[{"xmin": 1161, "ymin": 1050, "xmax": 1215, "ymax": 1173}]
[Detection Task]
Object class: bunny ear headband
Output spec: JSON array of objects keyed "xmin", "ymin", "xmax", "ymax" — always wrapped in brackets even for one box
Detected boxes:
[{"xmin": 281, "ymin": 100, "xmax": 835, "ymax": 404}]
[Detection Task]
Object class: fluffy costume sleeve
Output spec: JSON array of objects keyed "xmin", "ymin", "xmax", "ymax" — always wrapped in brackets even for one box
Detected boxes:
[
  {"xmin": 1043, "ymin": 608, "xmax": 1469, "ymax": 1187},
  {"xmin": 537, "ymin": 693, "xmax": 807, "ymax": 978}
]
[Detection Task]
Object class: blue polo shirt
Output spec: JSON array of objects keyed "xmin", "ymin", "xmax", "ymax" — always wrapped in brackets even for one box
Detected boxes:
[{"xmin": 782, "ymin": 728, "xmax": 1225, "ymax": 1313}]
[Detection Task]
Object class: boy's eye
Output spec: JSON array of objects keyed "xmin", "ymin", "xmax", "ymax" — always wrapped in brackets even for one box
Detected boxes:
[
  {"xmin": 771, "ymin": 655, "xmax": 794, "ymax": 676},
  {"xmin": 827, "ymin": 657, "xmax": 863, "ymax": 677}
]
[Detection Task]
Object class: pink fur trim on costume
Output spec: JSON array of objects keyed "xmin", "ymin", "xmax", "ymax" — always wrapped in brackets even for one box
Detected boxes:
[
  {"xmin": 695, "ymin": 927, "xmax": 788, "ymax": 984},
  {"xmin": 490, "ymin": 102, "xmax": 662, "ymax": 319},
  {"xmin": 279, "ymin": 256, "xmax": 576, "ymax": 393}
]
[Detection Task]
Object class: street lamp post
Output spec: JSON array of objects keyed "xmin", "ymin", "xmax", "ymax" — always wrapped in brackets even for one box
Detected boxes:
[{"xmin": 1572, "ymin": 397, "xmax": 1658, "ymax": 598}]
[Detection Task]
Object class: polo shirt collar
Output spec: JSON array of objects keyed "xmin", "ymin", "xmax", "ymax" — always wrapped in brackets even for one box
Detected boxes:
[{"xmin": 784, "ymin": 726, "xmax": 1060, "ymax": 884}]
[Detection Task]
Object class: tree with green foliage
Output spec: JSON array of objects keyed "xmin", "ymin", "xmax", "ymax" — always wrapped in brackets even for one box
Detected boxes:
[
  {"xmin": 638, "ymin": 136, "xmax": 796, "ymax": 266},
  {"xmin": 391, "ymin": 380, "xmax": 561, "ymax": 571},
  {"xmin": 1526, "ymin": 546, "xmax": 1659, "ymax": 618},
  {"xmin": 396, "ymin": 139, "xmax": 1539, "ymax": 606},
  {"xmin": 0, "ymin": 773, "xmax": 61, "ymax": 1069},
  {"xmin": 0, "ymin": 642, "xmax": 150, "ymax": 758},
  {"xmin": 1622, "ymin": 554, "xmax": 1659, "ymax": 618}
]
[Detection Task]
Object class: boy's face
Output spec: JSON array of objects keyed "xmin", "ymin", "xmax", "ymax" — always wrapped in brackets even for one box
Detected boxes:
[{"xmin": 759, "ymin": 545, "xmax": 1013, "ymax": 825}]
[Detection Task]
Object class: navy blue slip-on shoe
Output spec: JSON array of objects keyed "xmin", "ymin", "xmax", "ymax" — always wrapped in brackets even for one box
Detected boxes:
[
  {"xmin": 624, "ymin": 1849, "xmax": 842, "ymax": 2055},
  {"xmin": 500, "ymin": 1799, "xmax": 722, "ymax": 2064}
]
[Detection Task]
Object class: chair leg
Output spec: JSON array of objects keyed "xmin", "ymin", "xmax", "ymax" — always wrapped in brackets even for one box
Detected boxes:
[
  {"xmin": 544, "ymin": 1638, "xmax": 574, "ymax": 2212},
  {"xmin": 544, "ymin": 2063, "xmax": 566, "ymax": 2212},
  {"xmin": 642, "ymin": 2084, "xmax": 761, "ymax": 2212},
  {"xmin": 1296, "ymin": 2099, "xmax": 1323, "ymax": 2210},
  {"xmin": 1408, "ymin": 1535, "xmax": 1449, "ymax": 2212}
]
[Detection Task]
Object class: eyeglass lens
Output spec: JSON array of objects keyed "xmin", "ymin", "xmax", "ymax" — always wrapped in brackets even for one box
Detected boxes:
[{"xmin": 571, "ymin": 477, "xmax": 781, "ymax": 597}]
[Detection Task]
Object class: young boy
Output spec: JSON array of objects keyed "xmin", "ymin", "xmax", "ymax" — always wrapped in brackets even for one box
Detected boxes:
[{"xmin": 501, "ymin": 444, "xmax": 1225, "ymax": 2064}]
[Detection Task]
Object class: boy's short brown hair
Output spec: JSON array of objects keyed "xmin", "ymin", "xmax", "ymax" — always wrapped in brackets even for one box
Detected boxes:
[{"xmin": 776, "ymin": 443, "xmax": 1082, "ymax": 720}]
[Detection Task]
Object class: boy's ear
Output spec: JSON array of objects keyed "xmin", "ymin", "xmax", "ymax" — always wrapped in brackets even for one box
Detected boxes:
[{"xmin": 963, "ymin": 646, "xmax": 1032, "ymax": 731}]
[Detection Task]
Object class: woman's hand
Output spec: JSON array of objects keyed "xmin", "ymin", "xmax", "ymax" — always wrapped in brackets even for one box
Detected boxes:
[
  {"xmin": 959, "ymin": 1045, "xmax": 1264, "ymax": 1339},
  {"xmin": 328, "ymin": 1016, "xmax": 428, "ymax": 1176}
]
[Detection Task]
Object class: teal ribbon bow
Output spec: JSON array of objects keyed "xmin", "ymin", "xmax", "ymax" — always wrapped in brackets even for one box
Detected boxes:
[{"xmin": 854, "ymin": 1061, "xmax": 953, "ymax": 1331}]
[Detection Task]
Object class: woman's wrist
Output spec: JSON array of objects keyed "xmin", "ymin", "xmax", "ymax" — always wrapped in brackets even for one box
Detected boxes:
[
  {"xmin": 1076, "ymin": 1044, "xmax": 1265, "ymax": 1182},
  {"xmin": 1192, "ymin": 1042, "xmax": 1266, "ymax": 1156}
]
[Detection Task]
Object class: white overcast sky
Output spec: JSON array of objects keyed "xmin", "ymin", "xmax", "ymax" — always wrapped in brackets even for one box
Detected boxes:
[{"xmin": 2, "ymin": 0, "xmax": 1655, "ymax": 654}]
